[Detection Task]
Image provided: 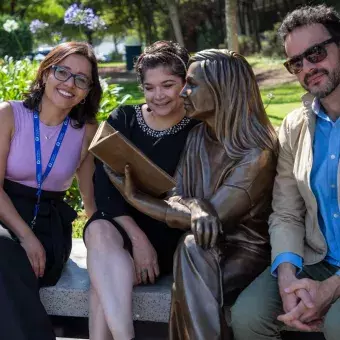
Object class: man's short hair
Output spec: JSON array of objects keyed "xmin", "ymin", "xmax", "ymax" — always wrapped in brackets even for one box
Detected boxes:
[{"xmin": 278, "ymin": 5, "xmax": 340, "ymax": 44}]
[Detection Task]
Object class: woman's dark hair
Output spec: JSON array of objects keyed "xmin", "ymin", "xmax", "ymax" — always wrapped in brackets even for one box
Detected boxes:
[
  {"xmin": 134, "ymin": 40, "xmax": 189, "ymax": 84},
  {"xmin": 278, "ymin": 5, "xmax": 340, "ymax": 44},
  {"xmin": 23, "ymin": 41, "xmax": 102, "ymax": 128}
]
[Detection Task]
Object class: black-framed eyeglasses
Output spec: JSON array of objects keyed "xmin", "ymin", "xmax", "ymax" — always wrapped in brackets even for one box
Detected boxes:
[
  {"xmin": 51, "ymin": 65, "xmax": 92, "ymax": 90},
  {"xmin": 284, "ymin": 37, "xmax": 339, "ymax": 75}
]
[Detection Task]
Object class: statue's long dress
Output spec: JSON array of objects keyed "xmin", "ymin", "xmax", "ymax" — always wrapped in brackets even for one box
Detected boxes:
[{"xmin": 169, "ymin": 123, "xmax": 276, "ymax": 340}]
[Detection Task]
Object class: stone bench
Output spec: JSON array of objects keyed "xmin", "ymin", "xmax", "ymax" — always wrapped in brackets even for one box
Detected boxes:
[
  {"xmin": 40, "ymin": 239, "xmax": 172, "ymax": 323},
  {"xmin": 41, "ymin": 240, "xmax": 324, "ymax": 340}
]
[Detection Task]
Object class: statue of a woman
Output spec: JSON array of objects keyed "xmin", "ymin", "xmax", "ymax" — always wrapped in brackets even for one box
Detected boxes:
[{"xmin": 105, "ymin": 49, "xmax": 278, "ymax": 339}]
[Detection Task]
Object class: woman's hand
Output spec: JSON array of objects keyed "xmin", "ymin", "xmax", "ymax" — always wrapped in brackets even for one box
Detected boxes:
[
  {"xmin": 20, "ymin": 231, "xmax": 46, "ymax": 278},
  {"xmin": 104, "ymin": 164, "xmax": 136, "ymax": 201},
  {"xmin": 186, "ymin": 199, "xmax": 223, "ymax": 249},
  {"xmin": 132, "ymin": 234, "xmax": 159, "ymax": 285}
]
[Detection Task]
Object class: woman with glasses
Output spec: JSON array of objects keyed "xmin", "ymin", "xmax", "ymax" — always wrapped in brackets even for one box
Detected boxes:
[
  {"xmin": 84, "ymin": 40, "xmax": 197, "ymax": 340},
  {"xmin": 0, "ymin": 41, "xmax": 101, "ymax": 339}
]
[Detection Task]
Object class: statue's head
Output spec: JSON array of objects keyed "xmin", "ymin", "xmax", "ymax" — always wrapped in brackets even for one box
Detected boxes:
[{"xmin": 181, "ymin": 49, "xmax": 277, "ymax": 158}]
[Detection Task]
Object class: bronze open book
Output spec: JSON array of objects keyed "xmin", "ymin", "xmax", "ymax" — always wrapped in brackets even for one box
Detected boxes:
[{"xmin": 89, "ymin": 121, "xmax": 176, "ymax": 197}]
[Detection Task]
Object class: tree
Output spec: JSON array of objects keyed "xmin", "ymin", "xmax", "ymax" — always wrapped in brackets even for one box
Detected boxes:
[
  {"xmin": 225, "ymin": 0, "xmax": 239, "ymax": 52},
  {"xmin": 166, "ymin": 0, "xmax": 184, "ymax": 46}
]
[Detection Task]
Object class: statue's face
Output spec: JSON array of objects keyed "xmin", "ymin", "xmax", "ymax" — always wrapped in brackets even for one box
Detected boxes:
[{"xmin": 180, "ymin": 61, "xmax": 215, "ymax": 120}]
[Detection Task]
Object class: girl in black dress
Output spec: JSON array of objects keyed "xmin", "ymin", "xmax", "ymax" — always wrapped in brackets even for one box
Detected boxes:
[{"xmin": 84, "ymin": 41, "xmax": 197, "ymax": 340}]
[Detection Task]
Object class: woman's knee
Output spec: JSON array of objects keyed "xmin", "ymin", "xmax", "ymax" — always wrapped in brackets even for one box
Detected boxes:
[{"xmin": 85, "ymin": 220, "xmax": 124, "ymax": 250}]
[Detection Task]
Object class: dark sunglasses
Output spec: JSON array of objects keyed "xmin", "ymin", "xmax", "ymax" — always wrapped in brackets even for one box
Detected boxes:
[
  {"xmin": 283, "ymin": 37, "xmax": 339, "ymax": 75},
  {"xmin": 51, "ymin": 65, "xmax": 92, "ymax": 90}
]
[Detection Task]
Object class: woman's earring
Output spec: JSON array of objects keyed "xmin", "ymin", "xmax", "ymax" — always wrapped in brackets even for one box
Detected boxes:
[
  {"xmin": 80, "ymin": 98, "xmax": 86, "ymax": 105},
  {"xmin": 146, "ymin": 106, "xmax": 152, "ymax": 112}
]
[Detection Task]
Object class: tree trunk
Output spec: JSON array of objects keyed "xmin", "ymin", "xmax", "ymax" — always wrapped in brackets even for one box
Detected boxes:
[
  {"xmin": 10, "ymin": 0, "xmax": 16, "ymax": 15},
  {"xmin": 225, "ymin": 0, "xmax": 239, "ymax": 52},
  {"xmin": 166, "ymin": 0, "xmax": 185, "ymax": 46},
  {"xmin": 85, "ymin": 31, "xmax": 93, "ymax": 45}
]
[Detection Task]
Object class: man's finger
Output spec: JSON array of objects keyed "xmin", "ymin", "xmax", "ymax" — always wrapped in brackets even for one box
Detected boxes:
[
  {"xmin": 296, "ymin": 289, "xmax": 314, "ymax": 308},
  {"xmin": 284, "ymin": 279, "xmax": 310, "ymax": 294},
  {"xmin": 300, "ymin": 312, "xmax": 320, "ymax": 324},
  {"xmin": 277, "ymin": 301, "xmax": 307, "ymax": 322},
  {"xmin": 288, "ymin": 319, "xmax": 315, "ymax": 332}
]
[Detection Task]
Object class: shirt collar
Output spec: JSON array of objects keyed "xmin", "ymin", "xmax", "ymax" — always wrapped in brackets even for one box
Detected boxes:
[{"xmin": 312, "ymin": 98, "xmax": 333, "ymax": 123}]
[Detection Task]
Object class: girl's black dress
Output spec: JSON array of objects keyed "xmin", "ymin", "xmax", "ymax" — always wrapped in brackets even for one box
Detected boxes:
[{"xmin": 84, "ymin": 104, "xmax": 197, "ymax": 274}]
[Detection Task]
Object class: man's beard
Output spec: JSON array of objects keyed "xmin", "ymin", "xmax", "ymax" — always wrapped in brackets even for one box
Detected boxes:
[{"xmin": 302, "ymin": 65, "xmax": 340, "ymax": 98}]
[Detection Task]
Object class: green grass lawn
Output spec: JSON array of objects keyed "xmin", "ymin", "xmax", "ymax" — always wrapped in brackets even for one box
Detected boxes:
[
  {"xmin": 98, "ymin": 61, "xmax": 125, "ymax": 68},
  {"xmin": 246, "ymin": 55, "xmax": 286, "ymax": 70},
  {"xmin": 261, "ymin": 82, "xmax": 304, "ymax": 126}
]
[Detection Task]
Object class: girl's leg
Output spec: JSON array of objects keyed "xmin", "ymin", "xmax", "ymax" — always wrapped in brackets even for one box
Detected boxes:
[{"xmin": 85, "ymin": 220, "xmax": 135, "ymax": 340}]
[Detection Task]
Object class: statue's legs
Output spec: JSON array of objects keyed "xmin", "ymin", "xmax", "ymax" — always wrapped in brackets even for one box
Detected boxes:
[{"xmin": 169, "ymin": 233, "xmax": 269, "ymax": 340}]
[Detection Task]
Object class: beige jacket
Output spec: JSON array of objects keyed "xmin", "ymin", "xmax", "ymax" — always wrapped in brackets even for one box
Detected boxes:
[{"xmin": 269, "ymin": 93, "xmax": 340, "ymax": 265}]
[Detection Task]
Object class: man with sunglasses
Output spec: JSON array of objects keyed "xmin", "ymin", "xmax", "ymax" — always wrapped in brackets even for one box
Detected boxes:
[{"xmin": 231, "ymin": 5, "xmax": 340, "ymax": 340}]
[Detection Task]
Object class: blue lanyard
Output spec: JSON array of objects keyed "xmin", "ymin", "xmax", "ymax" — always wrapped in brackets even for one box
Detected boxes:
[{"xmin": 32, "ymin": 110, "xmax": 70, "ymax": 227}]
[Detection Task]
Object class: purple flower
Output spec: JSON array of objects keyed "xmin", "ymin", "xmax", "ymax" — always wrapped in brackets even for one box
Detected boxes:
[
  {"xmin": 29, "ymin": 19, "xmax": 49, "ymax": 34},
  {"xmin": 87, "ymin": 16, "xmax": 106, "ymax": 31},
  {"xmin": 64, "ymin": 3, "xmax": 105, "ymax": 31}
]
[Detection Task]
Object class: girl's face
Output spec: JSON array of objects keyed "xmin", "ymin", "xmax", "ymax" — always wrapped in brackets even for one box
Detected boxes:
[{"xmin": 142, "ymin": 66, "xmax": 184, "ymax": 117}]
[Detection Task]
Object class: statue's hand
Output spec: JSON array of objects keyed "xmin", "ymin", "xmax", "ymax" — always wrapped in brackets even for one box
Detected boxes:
[
  {"xmin": 104, "ymin": 164, "xmax": 136, "ymax": 200},
  {"xmin": 188, "ymin": 199, "xmax": 223, "ymax": 249}
]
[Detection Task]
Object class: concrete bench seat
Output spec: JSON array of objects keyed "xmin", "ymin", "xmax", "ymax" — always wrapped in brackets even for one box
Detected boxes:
[
  {"xmin": 40, "ymin": 239, "xmax": 172, "ymax": 323},
  {"xmin": 40, "ymin": 240, "xmax": 324, "ymax": 340}
]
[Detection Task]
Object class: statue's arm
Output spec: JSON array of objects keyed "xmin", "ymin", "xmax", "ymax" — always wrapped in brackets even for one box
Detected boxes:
[{"xmin": 104, "ymin": 164, "xmax": 191, "ymax": 229}]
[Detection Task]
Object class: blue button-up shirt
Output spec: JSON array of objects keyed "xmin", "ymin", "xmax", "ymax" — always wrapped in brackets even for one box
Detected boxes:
[{"xmin": 271, "ymin": 99, "xmax": 340, "ymax": 276}]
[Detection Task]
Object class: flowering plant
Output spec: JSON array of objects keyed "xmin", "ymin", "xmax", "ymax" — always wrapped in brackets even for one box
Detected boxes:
[
  {"xmin": 64, "ymin": 4, "xmax": 106, "ymax": 31},
  {"xmin": 2, "ymin": 19, "xmax": 24, "ymax": 56},
  {"xmin": 3, "ymin": 19, "xmax": 19, "ymax": 33},
  {"xmin": 29, "ymin": 20, "xmax": 49, "ymax": 34}
]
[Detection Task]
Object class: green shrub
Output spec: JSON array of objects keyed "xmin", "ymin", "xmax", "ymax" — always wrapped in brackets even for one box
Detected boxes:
[
  {"xmin": 0, "ymin": 57, "xmax": 37, "ymax": 101},
  {"xmin": 238, "ymin": 35, "xmax": 257, "ymax": 56},
  {"xmin": 0, "ymin": 16, "xmax": 33, "ymax": 59},
  {"xmin": 261, "ymin": 22, "xmax": 285, "ymax": 58}
]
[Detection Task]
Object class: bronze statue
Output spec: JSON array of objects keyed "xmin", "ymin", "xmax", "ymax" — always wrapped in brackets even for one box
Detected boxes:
[{"xmin": 105, "ymin": 49, "xmax": 278, "ymax": 339}]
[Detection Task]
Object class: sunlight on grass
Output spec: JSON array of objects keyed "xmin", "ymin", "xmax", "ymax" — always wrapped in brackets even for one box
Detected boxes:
[
  {"xmin": 262, "ymin": 83, "xmax": 305, "ymax": 104},
  {"xmin": 266, "ymin": 102, "xmax": 301, "ymax": 126},
  {"xmin": 246, "ymin": 54, "xmax": 286, "ymax": 70},
  {"xmin": 98, "ymin": 61, "xmax": 125, "ymax": 68}
]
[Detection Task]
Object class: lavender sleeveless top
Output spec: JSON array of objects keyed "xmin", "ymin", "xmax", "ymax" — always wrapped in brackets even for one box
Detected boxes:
[{"xmin": 5, "ymin": 101, "xmax": 85, "ymax": 191}]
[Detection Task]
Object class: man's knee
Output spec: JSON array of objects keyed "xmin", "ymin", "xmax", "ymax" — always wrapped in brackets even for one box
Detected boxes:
[
  {"xmin": 231, "ymin": 287, "xmax": 265, "ymax": 336},
  {"xmin": 231, "ymin": 268, "xmax": 281, "ymax": 338},
  {"xmin": 323, "ymin": 300, "xmax": 340, "ymax": 340}
]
